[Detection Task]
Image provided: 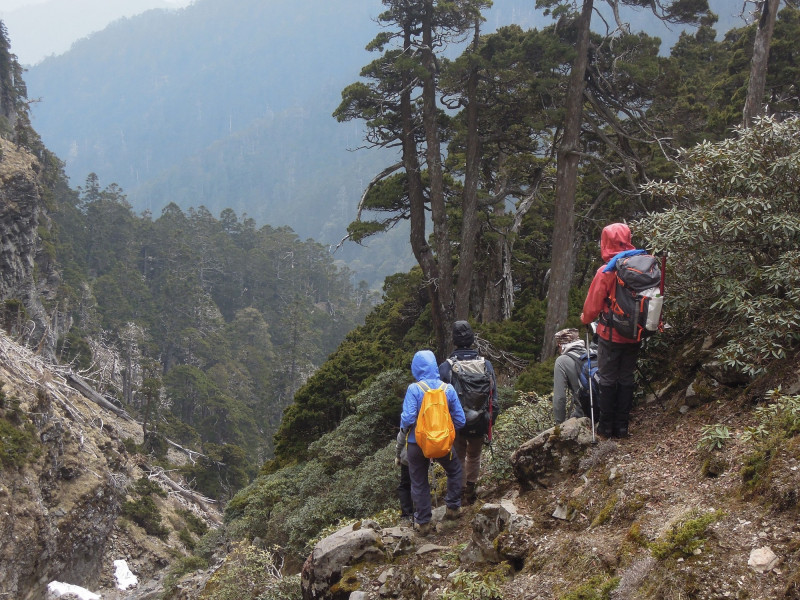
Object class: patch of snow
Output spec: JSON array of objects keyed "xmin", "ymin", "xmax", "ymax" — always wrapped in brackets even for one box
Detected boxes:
[
  {"xmin": 114, "ymin": 559, "xmax": 138, "ymax": 590},
  {"xmin": 47, "ymin": 581, "xmax": 100, "ymax": 600}
]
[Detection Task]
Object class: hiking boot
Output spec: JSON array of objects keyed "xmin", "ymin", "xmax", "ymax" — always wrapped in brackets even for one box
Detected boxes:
[
  {"xmin": 595, "ymin": 421, "xmax": 613, "ymax": 439},
  {"xmin": 444, "ymin": 506, "xmax": 462, "ymax": 521},
  {"xmin": 613, "ymin": 422, "xmax": 630, "ymax": 438},
  {"xmin": 414, "ymin": 522, "xmax": 432, "ymax": 537},
  {"xmin": 463, "ymin": 481, "xmax": 477, "ymax": 505}
]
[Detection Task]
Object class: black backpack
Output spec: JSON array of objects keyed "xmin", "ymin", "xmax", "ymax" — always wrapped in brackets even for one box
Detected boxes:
[
  {"xmin": 605, "ymin": 253, "xmax": 664, "ymax": 341},
  {"xmin": 447, "ymin": 357, "xmax": 493, "ymax": 437}
]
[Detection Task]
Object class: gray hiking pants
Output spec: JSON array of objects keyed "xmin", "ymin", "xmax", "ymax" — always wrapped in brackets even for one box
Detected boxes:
[
  {"xmin": 454, "ymin": 433, "xmax": 482, "ymax": 486},
  {"xmin": 407, "ymin": 442, "xmax": 463, "ymax": 525},
  {"xmin": 553, "ymin": 353, "xmax": 582, "ymax": 424}
]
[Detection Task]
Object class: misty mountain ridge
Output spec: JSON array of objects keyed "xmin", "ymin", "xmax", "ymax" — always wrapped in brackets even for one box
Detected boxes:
[{"xmin": 22, "ymin": 0, "xmax": 741, "ymax": 285}]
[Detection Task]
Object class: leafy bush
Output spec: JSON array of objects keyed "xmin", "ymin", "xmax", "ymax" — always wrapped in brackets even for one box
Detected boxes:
[
  {"xmin": 121, "ymin": 496, "xmax": 169, "ymax": 539},
  {"xmin": 740, "ymin": 390, "xmax": 800, "ymax": 501},
  {"xmin": 227, "ymin": 370, "xmax": 408, "ymax": 558},
  {"xmin": 0, "ymin": 417, "xmax": 41, "ymax": 469},
  {"xmin": 440, "ymin": 566, "xmax": 509, "ymax": 600},
  {"xmin": 698, "ymin": 424, "xmax": 731, "ymax": 452},
  {"xmin": 483, "ymin": 391, "xmax": 553, "ymax": 482},
  {"xmin": 202, "ymin": 542, "xmax": 300, "ymax": 600},
  {"xmin": 638, "ymin": 116, "xmax": 800, "ymax": 377},
  {"xmin": 649, "ymin": 509, "xmax": 724, "ymax": 560}
]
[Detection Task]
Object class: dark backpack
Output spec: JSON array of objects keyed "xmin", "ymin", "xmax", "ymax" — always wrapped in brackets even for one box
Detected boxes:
[
  {"xmin": 605, "ymin": 253, "xmax": 664, "ymax": 341},
  {"xmin": 568, "ymin": 346, "xmax": 600, "ymax": 417},
  {"xmin": 447, "ymin": 357, "xmax": 493, "ymax": 437}
]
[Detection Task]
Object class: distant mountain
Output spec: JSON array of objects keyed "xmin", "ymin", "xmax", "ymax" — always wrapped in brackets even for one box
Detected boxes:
[
  {"xmin": 1, "ymin": 0, "xmax": 190, "ymax": 66},
  {"xmin": 22, "ymin": 0, "xmax": 742, "ymax": 286}
]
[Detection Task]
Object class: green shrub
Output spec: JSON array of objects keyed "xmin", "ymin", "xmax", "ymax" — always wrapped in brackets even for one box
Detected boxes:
[
  {"xmin": 177, "ymin": 509, "xmax": 209, "ymax": 536},
  {"xmin": 440, "ymin": 565, "xmax": 510, "ymax": 600},
  {"xmin": 227, "ymin": 371, "xmax": 408, "ymax": 558},
  {"xmin": 162, "ymin": 555, "xmax": 209, "ymax": 597},
  {"xmin": 203, "ymin": 542, "xmax": 300, "ymax": 600},
  {"xmin": 557, "ymin": 575, "xmax": 620, "ymax": 600},
  {"xmin": 178, "ymin": 527, "xmax": 196, "ymax": 550},
  {"xmin": 698, "ymin": 424, "xmax": 731, "ymax": 452},
  {"xmin": 638, "ymin": 116, "xmax": 800, "ymax": 377},
  {"xmin": 0, "ymin": 417, "xmax": 41, "ymax": 469},
  {"xmin": 121, "ymin": 496, "xmax": 169, "ymax": 539},
  {"xmin": 740, "ymin": 390, "xmax": 800, "ymax": 498},
  {"xmin": 132, "ymin": 476, "xmax": 168, "ymax": 498},
  {"xmin": 649, "ymin": 509, "xmax": 724, "ymax": 560},
  {"xmin": 483, "ymin": 391, "xmax": 553, "ymax": 482}
]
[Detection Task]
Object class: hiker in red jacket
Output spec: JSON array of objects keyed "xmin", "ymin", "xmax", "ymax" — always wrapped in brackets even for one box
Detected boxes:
[{"xmin": 580, "ymin": 223, "xmax": 641, "ymax": 438}]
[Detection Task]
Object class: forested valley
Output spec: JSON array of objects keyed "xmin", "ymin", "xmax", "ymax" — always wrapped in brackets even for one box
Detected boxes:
[{"xmin": 0, "ymin": 0, "xmax": 799, "ymax": 598}]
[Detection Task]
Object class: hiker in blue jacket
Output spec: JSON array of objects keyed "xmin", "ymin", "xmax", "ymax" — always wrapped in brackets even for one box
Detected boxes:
[{"xmin": 400, "ymin": 350, "xmax": 466, "ymax": 537}]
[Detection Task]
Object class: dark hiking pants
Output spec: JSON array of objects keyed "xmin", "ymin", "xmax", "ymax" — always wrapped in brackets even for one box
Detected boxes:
[{"xmin": 407, "ymin": 442, "xmax": 463, "ymax": 525}]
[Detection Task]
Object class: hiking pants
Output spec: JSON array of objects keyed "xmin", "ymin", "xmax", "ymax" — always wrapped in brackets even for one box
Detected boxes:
[
  {"xmin": 597, "ymin": 338, "xmax": 640, "ymax": 436},
  {"xmin": 553, "ymin": 353, "xmax": 581, "ymax": 424},
  {"xmin": 407, "ymin": 442, "xmax": 463, "ymax": 525},
  {"xmin": 454, "ymin": 433, "xmax": 483, "ymax": 486},
  {"xmin": 397, "ymin": 463, "xmax": 414, "ymax": 518}
]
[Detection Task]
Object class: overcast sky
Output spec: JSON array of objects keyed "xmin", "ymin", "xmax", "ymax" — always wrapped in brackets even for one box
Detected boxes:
[{"xmin": 0, "ymin": 0, "xmax": 192, "ymax": 65}]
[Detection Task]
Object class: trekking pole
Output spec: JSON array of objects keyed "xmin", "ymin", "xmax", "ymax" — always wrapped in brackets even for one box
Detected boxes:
[{"xmin": 586, "ymin": 326, "xmax": 596, "ymax": 444}]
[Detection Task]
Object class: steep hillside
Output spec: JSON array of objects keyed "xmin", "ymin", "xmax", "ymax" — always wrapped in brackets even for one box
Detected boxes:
[
  {"xmin": 294, "ymin": 351, "xmax": 800, "ymax": 600},
  {"xmin": 0, "ymin": 331, "xmax": 222, "ymax": 599}
]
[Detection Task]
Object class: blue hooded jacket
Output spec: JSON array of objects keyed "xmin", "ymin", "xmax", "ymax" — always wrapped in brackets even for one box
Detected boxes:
[{"xmin": 400, "ymin": 350, "xmax": 466, "ymax": 443}]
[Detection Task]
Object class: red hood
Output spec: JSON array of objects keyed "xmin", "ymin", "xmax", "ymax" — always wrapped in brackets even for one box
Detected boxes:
[{"xmin": 600, "ymin": 223, "xmax": 635, "ymax": 263}]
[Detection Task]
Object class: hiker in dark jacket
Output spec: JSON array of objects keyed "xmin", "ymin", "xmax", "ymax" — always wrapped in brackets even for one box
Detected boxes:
[
  {"xmin": 439, "ymin": 321, "xmax": 498, "ymax": 505},
  {"xmin": 394, "ymin": 428, "xmax": 414, "ymax": 522},
  {"xmin": 581, "ymin": 223, "xmax": 641, "ymax": 438},
  {"xmin": 552, "ymin": 328, "xmax": 587, "ymax": 424},
  {"xmin": 400, "ymin": 350, "xmax": 466, "ymax": 536}
]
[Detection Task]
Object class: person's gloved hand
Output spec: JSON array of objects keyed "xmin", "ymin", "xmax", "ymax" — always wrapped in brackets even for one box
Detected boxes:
[{"xmin": 394, "ymin": 457, "xmax": 401, "ymax": 467}]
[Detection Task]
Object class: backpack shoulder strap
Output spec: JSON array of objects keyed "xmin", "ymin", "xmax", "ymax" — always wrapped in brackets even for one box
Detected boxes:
[{"xmin": 417, "ymin": 381, "xmax": 431, "ymax": 393}]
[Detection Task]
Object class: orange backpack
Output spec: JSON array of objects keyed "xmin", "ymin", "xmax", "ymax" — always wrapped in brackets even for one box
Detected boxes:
[{"xmin": 414, "ymin": 382, "xmax": 455, "ymax": 458}]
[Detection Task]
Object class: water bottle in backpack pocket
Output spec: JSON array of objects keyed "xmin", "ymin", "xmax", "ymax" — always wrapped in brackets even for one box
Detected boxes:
[{"xmin": 606, "ymin": 253, "xmax": 664, "ymax": 341}]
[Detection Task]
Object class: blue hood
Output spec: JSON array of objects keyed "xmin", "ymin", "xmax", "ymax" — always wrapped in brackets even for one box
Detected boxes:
[{"xmin": 411, "ymin": 350, "xmax": 440, "ymax": 380}]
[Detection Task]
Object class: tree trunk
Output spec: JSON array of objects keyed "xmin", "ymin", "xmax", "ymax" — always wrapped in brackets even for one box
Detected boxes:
[
  {"xmin": 400, "ymin": 18, "xmax": 443, "ymax": 354},
  {"xmin": 541, "ymin": 0, "xmax": 594, "ymax": 360},
  {"xmin": 743, "ymin": 0, "xmax": 780, "ymax": 127},
  {"xmin": 422, "ymin": 0, "xmax": 454, "ymax": 358},
  {"xmin": 455, "ymin": 21, "xmax": 482, "ymax": 324}
]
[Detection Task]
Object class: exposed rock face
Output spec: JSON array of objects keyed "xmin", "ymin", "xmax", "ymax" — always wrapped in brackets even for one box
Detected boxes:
[
  {"xmin": 0, "ymin": 138, "xmax": 59, "ymax": 353},
  {"xmin": 510, "ymin": 417, "xmax": 594, "ymax": 488},
  {"xmin": 0, "ymin": 333, "xmax": 219, "ymax": 599},
  {"xmin": 301, "ymin": 521, "xmax": 387, "ymax": 600},
  {"xmin": 0, "ymin": 143, "xmax": 41, "ymax": 298}
]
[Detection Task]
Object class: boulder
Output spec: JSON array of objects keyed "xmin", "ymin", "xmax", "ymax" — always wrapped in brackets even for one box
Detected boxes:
[
  {"xmin": 510, "ymin": 418, "xmax": 594, "ymax": 487},
  {"xmin": 748, "ymin": 546, "xmax": 779, "ymax": 573},
  {"xmin": 460, "ymin": 501, "xmax": 533, "ymax": 565},
  {"xmin": 301, "ymin": 523, "xmax": 386, "ymax": 600}
]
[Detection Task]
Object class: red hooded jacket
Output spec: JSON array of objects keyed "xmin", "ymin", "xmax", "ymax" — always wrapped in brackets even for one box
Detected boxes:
[{"xmin": 580, "ymin": 223, "xmax": 638, "ymax": 344}]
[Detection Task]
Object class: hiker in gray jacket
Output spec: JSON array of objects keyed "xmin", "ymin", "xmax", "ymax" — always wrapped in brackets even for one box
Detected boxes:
[{"xmin": 552, "ymin": 328, "xmax": 587, "ymax": 424}]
